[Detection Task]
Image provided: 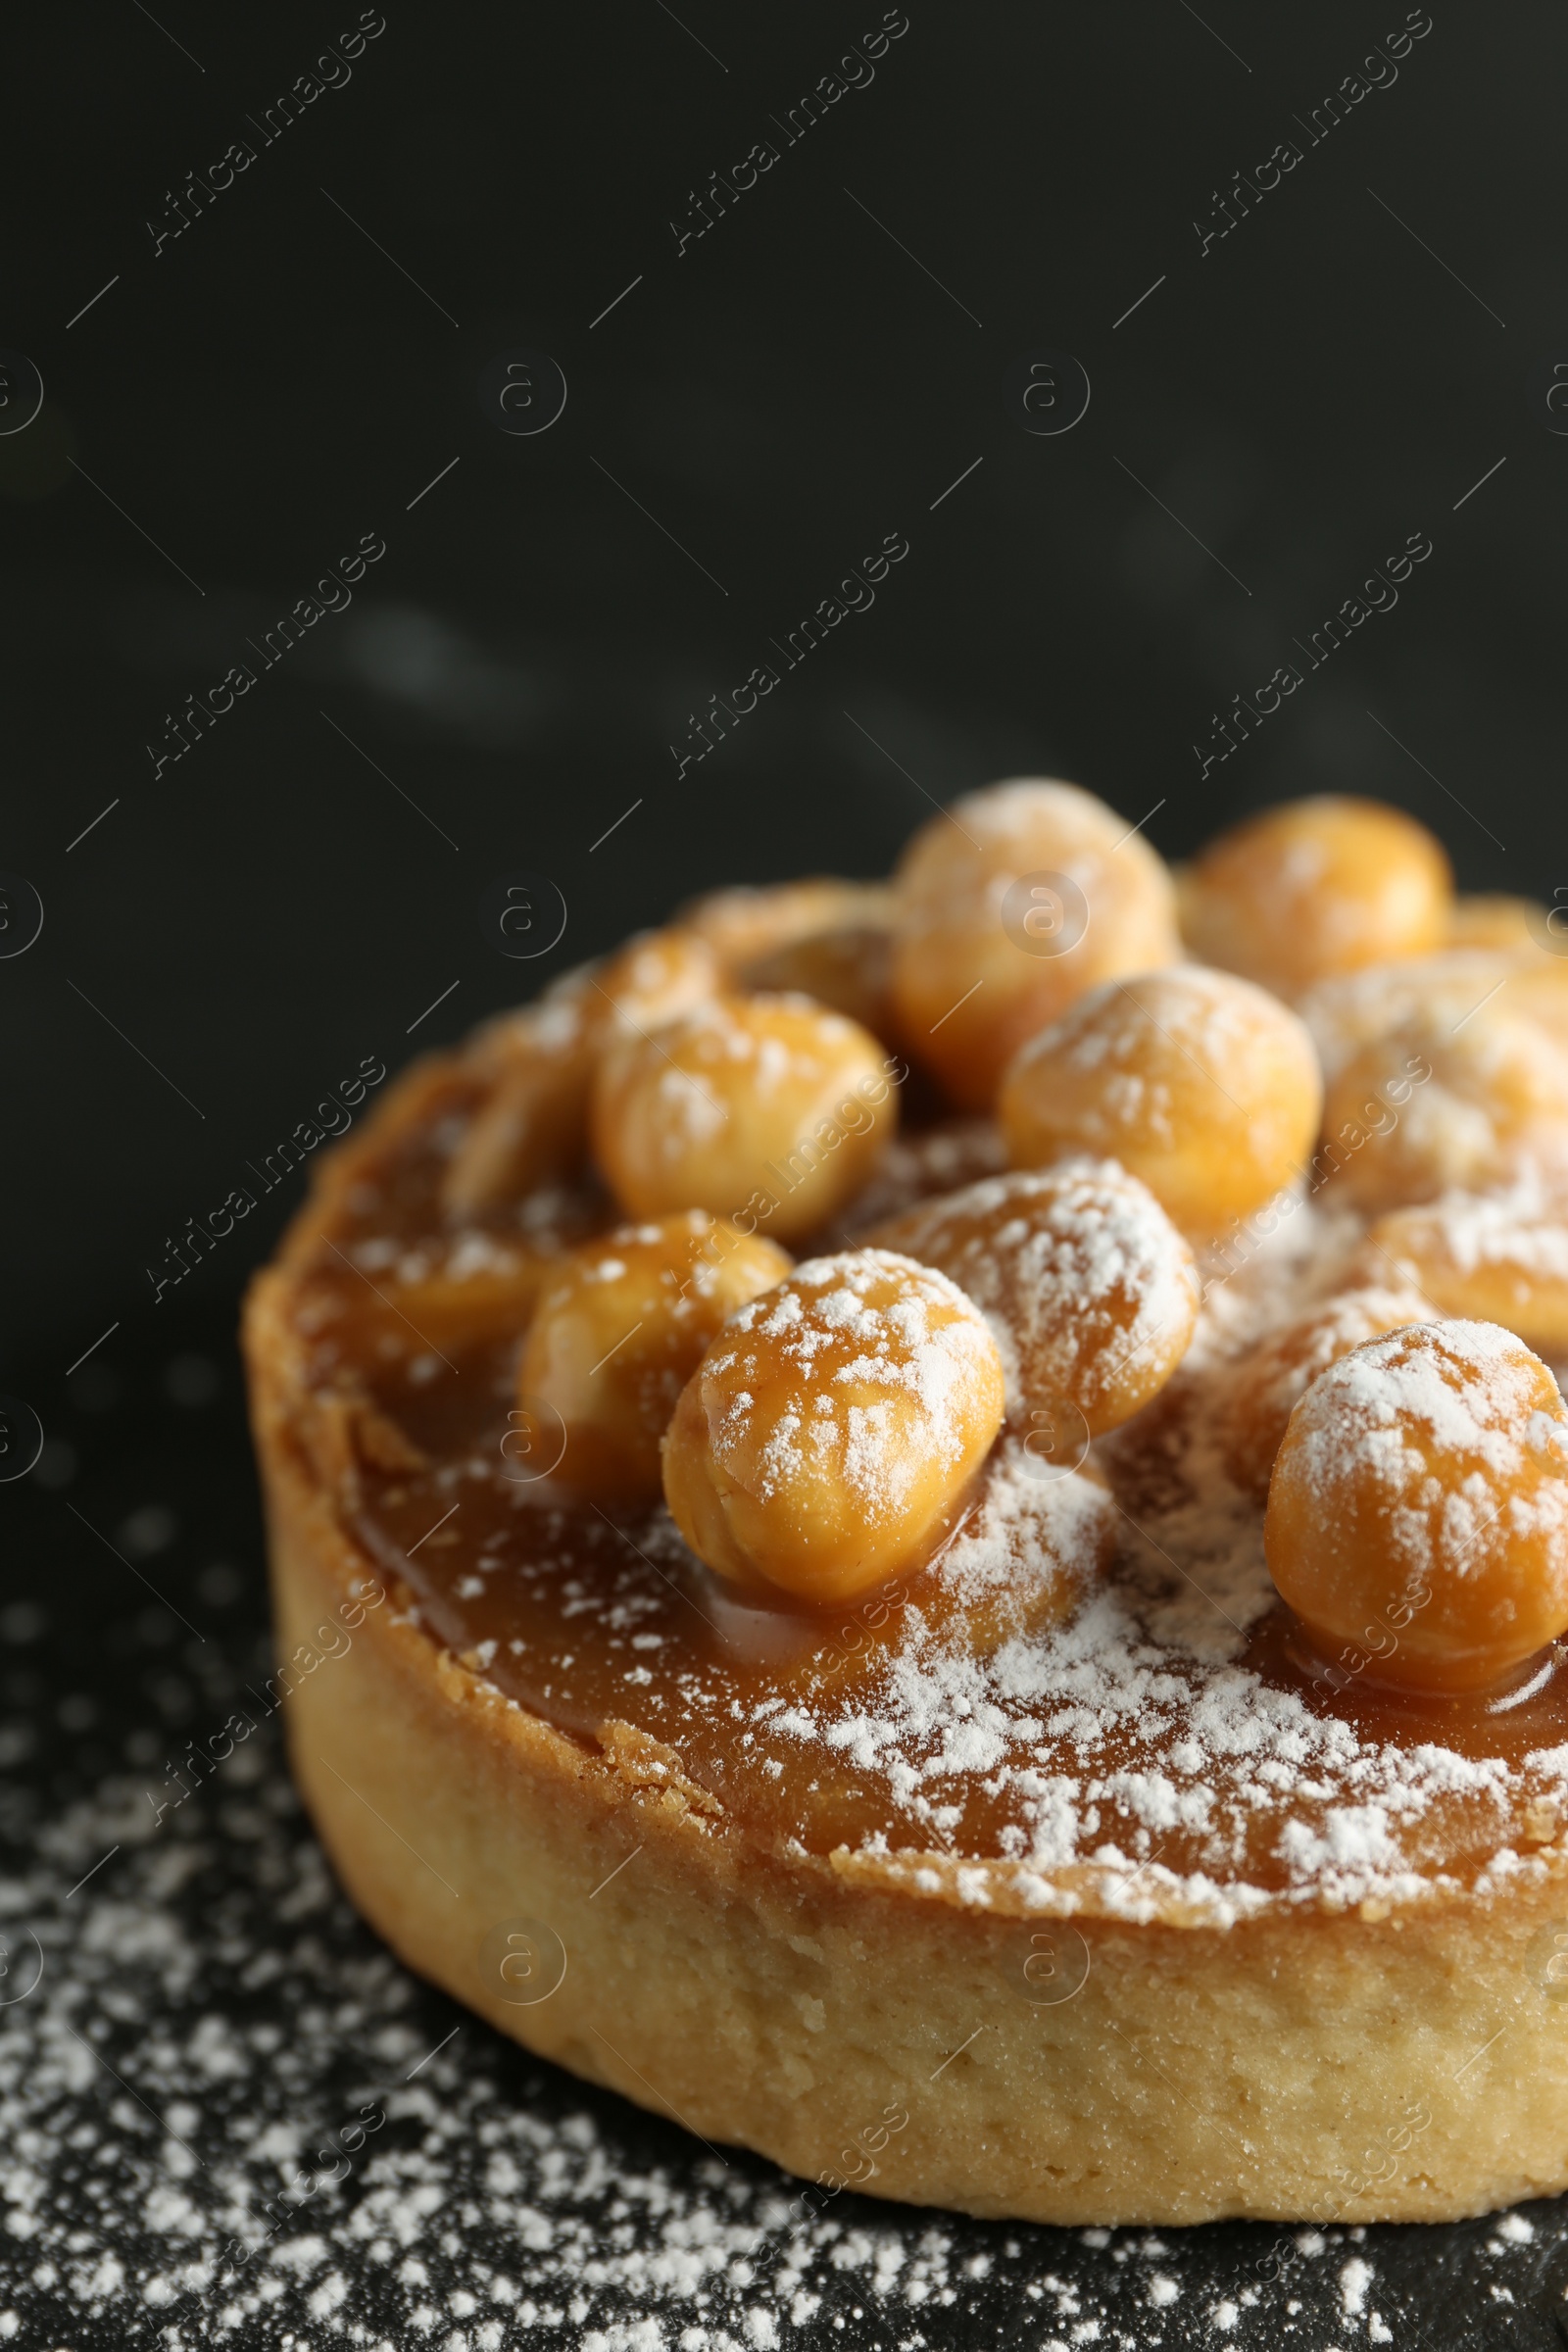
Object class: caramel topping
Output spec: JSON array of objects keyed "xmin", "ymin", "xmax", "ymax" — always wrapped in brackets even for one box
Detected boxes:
[
  {"xmin": 279, "ymin": 861, "xmax": 1568, "ymax": 1916},
  {"xmin": 1244, "ymin": 1603, "xmax": 1568, "ymax": 1766},
  {"xmin": 291, "ymin": 1245, "xmax": 1568, "ymax": 1912}
]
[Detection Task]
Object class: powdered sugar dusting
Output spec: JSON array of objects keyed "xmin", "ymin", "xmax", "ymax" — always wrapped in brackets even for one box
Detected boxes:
[
  {"xmin": 339, "ymin": 1168, "xmax": 1568, "ymax": 1927},
  {"xmin": 14, "ymin": 1696, "xmax": 1533, "ymax": 2342},
  {"xmin": 657, "ymin": 1220, "xmax": 1568, "ymax": 1923},
  {"xmin": 834, "ymin": 1119, "xmax": 1009, "ymax": 1239},
  {"xmin": 1389, "ymin": 1175, "xmax": 1568, "ymax": 1282}
]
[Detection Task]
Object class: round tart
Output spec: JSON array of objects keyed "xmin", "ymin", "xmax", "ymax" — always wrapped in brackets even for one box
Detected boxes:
[{"xmin": 245, "ymin": 781, "xmax": 1568, "ymax": 2226}]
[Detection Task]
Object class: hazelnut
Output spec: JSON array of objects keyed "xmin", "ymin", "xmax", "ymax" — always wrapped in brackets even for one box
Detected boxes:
[
  {"xmin": 517, "ymin": 1212, "xmax": 790, "ymax": 1506},
  {"xmin": 1179, "ymin": 795, "xmax": 1451, "ymax": 1000},
  {"xmin": 662, "ymin": 1250, "xmax": 1006, "ymax": 1604},
  {"xmin": 1265, "ymin": 1319, "xmax": 1568, "ymax": 1693},
  {"xmin": 999, "ymin": 965, "xmax": 1322, "ymax": 1237},
  {"xmin": 591, "ymin": 994, "xmax": 896, "ymax": 1243},
  {"xmin": 889, "ymin": 778, "xmax": 1180, "ymax": 1110}
]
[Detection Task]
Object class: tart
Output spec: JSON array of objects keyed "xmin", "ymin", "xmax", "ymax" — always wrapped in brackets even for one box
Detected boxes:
[{"xmin": 245, "ymin": 779, "xmax": 1568, "ymax": 2225}]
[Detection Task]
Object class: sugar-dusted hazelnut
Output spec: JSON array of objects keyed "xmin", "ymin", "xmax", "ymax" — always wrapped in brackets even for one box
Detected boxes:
[
  {"xmin": 867, "ymin": 1159, "xmax": 1198, "ymax": 1437},
  {"xmin": 681, "ymin": 877, "xmax": 895, "ymax": 972},
  {"xmin": 1180, "ymin": 796, "xmax": 1451, "ymax": 1000},
  {"xmin": 516, "ymin": 1212, "xmax": 791, "ymax": 1507},
  {"xmin": 1264, "ymin": 1319, "xmax": 1568, "ymax": 1694},
  {"xmin": 1221, "ymin": 1284, "xmax": 1439, "ymax": 1503},
  {"xmin": 442, "ymin": 926, "xmax": 719, "ymax": 1219},
  {"xmin": 739, "ymin": 920, "xmax": 895, "ymax": 1041},
  {"xmin": 1501, "ymin": 959, "xmax": 1568, "ymax": 1056},
  {"xmin": 1298, "ymin": 949, "xmax": 1522, "ymax": 1080},
  {"xmin": 1447, "ymin": 895, "xmax": 1553, "ymax": 955},
  {"xmin": 557, "ymin": 923, "xmax": 721, "ymax": 1035},
  {"xmin": 662, "ymin": 1249, "xmax": 1006, "ymax": 1603},
  {"xmin": 999, "ymin": 965, "xmax": 1323, "ymax": 1237},
  {"xmin": 1316, "ymin": 1004, "xmax": 1568, "ymax": 1211},
  {"xmin": 590, "ymin": 994, "xmax": 896, "ymax": 1243},
  {"xmin": 889, "ymin": 778, "xmax": 1180, "ymax": 1110},
  {"xmin": 1366, "ymin": 1191, "xmax": 1568, "ymax": 1357}
]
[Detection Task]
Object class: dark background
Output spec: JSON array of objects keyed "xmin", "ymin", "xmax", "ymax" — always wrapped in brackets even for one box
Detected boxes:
[
  {"xmin": 6, "ymin": 6, "xmax": 1568, "ymax": 2343},
  {"xmin": 4, "ymin": 0, "xmax": 1565, "ymax": 1375}
]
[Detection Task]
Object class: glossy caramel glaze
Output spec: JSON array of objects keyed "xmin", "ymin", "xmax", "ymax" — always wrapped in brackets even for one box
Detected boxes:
[
  {"xmin": 1242, "ymin": 1606, "xmax": 1568, "ymax": 1769},
  {"xmin": 278, "ymin": 1053, "xmax": 1568, "ymax": 1913}
]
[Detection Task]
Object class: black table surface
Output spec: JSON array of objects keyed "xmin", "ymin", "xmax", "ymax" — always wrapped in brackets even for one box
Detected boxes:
[{"xmin": 1, "ymin": 1304, "xmax": 1565, "ymax": 2351}]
